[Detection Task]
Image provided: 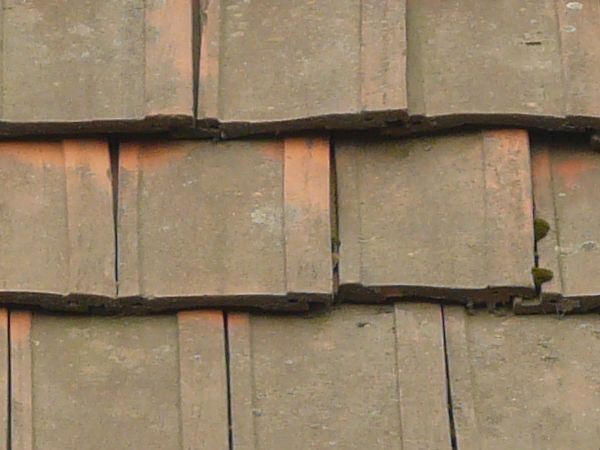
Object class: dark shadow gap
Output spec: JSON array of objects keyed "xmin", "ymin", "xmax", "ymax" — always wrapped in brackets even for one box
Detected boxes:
[
  {"xmin": 441, "ymin": 307, "xmax": 458, "ymax": 450},
  {"xmin": 109, "ymin": 139, "xmax": 120, "ymax": 295},
  {"xmin": 330, "ymin": 135, "xmax": 340, "ymax": 296},
  {"xmin": 6, "ymin": 311, "xmax": 11, "ymax": 450},
  {"xmin": 223, "ymin": 312, "xmax": 234, "ymax": 450},
  {"xmin": 192, "ymin": 0, "xmax": 202, "ymax": 125}
]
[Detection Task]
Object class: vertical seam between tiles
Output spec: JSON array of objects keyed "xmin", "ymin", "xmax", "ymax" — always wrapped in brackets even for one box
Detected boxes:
[
  {"xmin": 175, "ymin": 315, "xmax": 184, "ymax": 450},
  {"xmin": 548, "ymin": 149, "xmax": 566, "ymax": 294},
  {"xmin": 192, "ymin": 0, "xmax": 201, "ymax": 124},
  {"xmin": 223, "ymin": 313, "xmax": 233, "ymax": 450},
  {"xmin": 392, "ymin": 307, "xmax": 405, "ymax": 450},
  {"xmin": 330, "ymin": 136, "xmax": 340, "ymax": 295},
  {"xmin": 109, "ymin": 139, "xmax": 120, "ymax": 296},
  {"xmin": 441, "ymin": 307, "xmax": 458, "ymax": 450},
  {"xmin": 6, "ymin": 312, "xmax": 11, "ymax": 450}
]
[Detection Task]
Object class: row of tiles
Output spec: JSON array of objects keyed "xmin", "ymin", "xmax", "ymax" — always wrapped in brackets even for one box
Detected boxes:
[
  {"xmin": 3, "ymin": 304, "xmax": 600, "ymax": 449},
  {"xmin": 1, "ymin": 129, "xmax": 598, "ymax": 313},
  {"xmin": 0, "ymin": 0, "xmax": 598, "ymax": 137}
]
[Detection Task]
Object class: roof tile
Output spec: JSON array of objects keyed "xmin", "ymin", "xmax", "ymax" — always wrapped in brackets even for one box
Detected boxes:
[
  {"xmin": 228, "ymin": 303, "xmax": 451, "ymax": 450},
  {"xmin": 445, "ymin": 306, "xmax": 600, "ymax": 448},
  {"xmin": 0, "ymin": 0, "xmax": 193, "ymax": 132},
  {"xmin": 9, "ymin": 309, "xmax": 228, "ymax": 450},
  {"xmin": 515, "ymin": 134, "xmax": 600, "ymax": 313},
  {"xmin": 197, "ymin": 0, "xmax": 407, "ymax": 134},
  {"xmin": 0, "ymin": 140, "xmax": 116, "ymax": 304},
  {"xmin": 117, "ymin": 137, "xmax": 333, "ymax": 309},
  {"xmin": 337, "ymin": 130, "xmax": 535, "ymax": 305}
]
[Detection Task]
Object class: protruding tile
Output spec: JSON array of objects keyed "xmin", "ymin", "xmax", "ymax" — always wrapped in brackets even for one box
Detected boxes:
[
  {"xmin": 0, "ymin": 0, "xmax": 193, "ymax": 132},
  {"xmin": 228, "ymin": 304, "xmax": 451, "ymax": 450},
  {"xmin": 118, "ymin": 137, "xmax": 332, "ymax": 310},
  {"xmin": 197, "ymin": 0, "xmax": 407, "ymax": 135},
  {"xmin": 10, "ymin": 310, "xmax": 228, "ymax": 450},
  {"xmin": 337, "ymin": 130, "xmax": 535, "ymax": 305},
  {"xmin": 445, "ymin": 306, "xmax": 600, "ymax": 450},
  {"xmin": 516, "ymin": 135, "xmax": 600, "ymax": 313},
  {"xmin": 0, "ymin": 140, "xmax": 116, "ymax": 307}
]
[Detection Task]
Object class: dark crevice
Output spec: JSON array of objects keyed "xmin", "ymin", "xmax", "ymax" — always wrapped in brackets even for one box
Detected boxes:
[
  {"xmin": 192, "ymin": 0, "xmax": 202, "ymax": 125},
  {"xmin": 223, "ymin": 312, "xmax": 234, "ymax": 450},
  {"xmin": 109, "ymin": 139, "xmax": 120, "ymax": 294},
  {"xmin": 441, "ymin": 307, "xmax": 458, "ymax": 450},
  {"xmin": 330, "ymin": 135, "xmax": 340, "ymax": 295},
  {"xmin": 6, "ymin": 312, "xmax": 11, "ymax": 450}
]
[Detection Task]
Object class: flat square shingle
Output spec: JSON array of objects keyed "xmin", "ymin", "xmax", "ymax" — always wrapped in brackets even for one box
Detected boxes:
[
  {"xmin": 445, "ymin": 306, "xmax": 600, "ymax": 449},
  {"xmin": 228, "ymin": 304, "xmax": 451, "ymax": 450},
  {"xmin": 117, "ymin": 137, "xmax": 332, "ymax": 309},
  {"xmin": 336, "ymin": 130, "xmax": 535, "ymax": 305},
  {"xmin": 197, "ymin": 0, "xmax": 407, "ymax": 135},
  {"xmin": 515, "ymin": 135, "xmax": 600, "ymax": 314},
  {"xmin": 0, "ymin": 140, "xmax": 116, "ymax": 306},
  {"xmin": 0, "ymin": 0, "xmax": 193, "ymax": 133},
  {"xmin": 10, "ymin": 310, "xmax": 228, "ymax": 450},
  {"xmin": 400, "ymin": 0, "xmax": 600, "ymax": 132}
]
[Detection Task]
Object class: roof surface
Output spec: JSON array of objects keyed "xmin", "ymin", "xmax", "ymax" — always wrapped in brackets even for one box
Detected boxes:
[
  {"xmin": 2, "ymin": 305, "xmax": 600, "ymax": 449},
  {"xmin": 0, "ymin": 2, "xmax": 600, "ymax": 448}
]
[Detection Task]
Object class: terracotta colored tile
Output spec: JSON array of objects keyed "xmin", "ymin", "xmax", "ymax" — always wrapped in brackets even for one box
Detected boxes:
[
  {"xmin": 10, "ymin": 310, "xmax": 228, "ymax": 450},
  {"xmin": 336, "ymin": 130, "xmax": 535, "ymax": 305},
  {"xmin": 117, "ymin": 137, "xmax": 332, "ymax": 309},
  {"xmin": 0, "ymin": 140, "xmax": 116, "ymax": 306},
  {"xmin": 228, "ymin": 304, "xmax": 451, "ymax": 450},
  {"xmin": 515, "ymin": 135, "xmax": 600, "ymax": 313},
  {"xmin": 388, "ymin": 0, "xmax": 600, "ymax": 136},
  {"xmin": 0, "ymin": 0, "xmax": 193, "ymax": 132},
  {"xmin": 197, "ymin": 0, "xmax": 407, "ymax": 136},
  {"xmin": 445, "ymin": 306, "xmax": 600, "ymax": 449}
]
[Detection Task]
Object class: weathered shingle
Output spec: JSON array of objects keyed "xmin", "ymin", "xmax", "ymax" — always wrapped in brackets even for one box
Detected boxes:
[
  {"xmin": 0, "ymin": 0, "xmax": 193, "ymax": 133},
  {"xmin": 445, "ymin": 306, "xmax": 600, "ymax": 449},
  {"xmin": 515, "ymin": 135, "xmax": 600, "ymax": 313},
  {"xmin": 10, "ymin": 309, "xmax": 228, "ymax": 450},
  {"xmin": 196, "ymin": 0, "xmax": 600, "ymax": 137},
  {"xmin": 197, "ymin": 0, "xmax": 407, "ymax": 135},
  {"xmin": 0, "ymin": 140, "xmax": 116, "ymax": 306},
  {"xmin": 336, "ymin": 130, "xmax": 535, "ymax": 305},
  {"xmin": 117, "ymin": 137, "xmax": 332, "ymax": 309},
  {"xmin": 228, "ymin": 304, "xmax": 451, "ymax": 450}
]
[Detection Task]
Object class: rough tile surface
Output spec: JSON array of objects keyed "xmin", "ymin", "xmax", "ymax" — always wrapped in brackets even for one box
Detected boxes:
[
  {"xmin": 336, "ymin": 130, "xmax": 535, "ymax": 304},
  {"xmin": 118, "ymin": 137, "xmax": 332, "ymax": 309},
  {"xmin": 400, "ymin": 0, "xmax": 600, "ymax": 133},
  {"xmin": 9, "ymin": 310, "xmax": 228, "ymax": 450},
  {"xmin": 197, "ymin": 0, "xmax": 407, "ymax": 135},
  {"xmin": 516, "ymin": 135, "xmax": 600, "ymax": 313},
  {"xmin": 0, "ymin": 0, "xmax": 193, "ymax": 132},
  {"xmin": 228, "ymin": 304, "xmax": 451, "ymax": 450},
  {"xmin": 0, "ymin": 140, "xmax": 116, "ymax": 306},
  {"xmin": 445, "ymin": 306, "xmax": 600, "ymax": 450}
]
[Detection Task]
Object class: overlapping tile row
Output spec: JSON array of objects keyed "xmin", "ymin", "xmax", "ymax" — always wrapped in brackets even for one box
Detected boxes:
[
  {"xmin": 514, "ymin": 135, "xmax": 600, "ymax": 314},
  {"xmin": 0, "ymin": 0, "xmax": 599, "ymax": 137},
  {"xmin": 198, "ymin": 0, "xmax": 600, "ymax": 137},
  {"xmin": 0, "ymin": 0, "xmax": 194, "ymax": 134},
  {"xmin": 9, "ymin": 309, "xmax": 228, "ymax": 450},
  {"xmin": 0, "ymin": 140, "xmax": 116, "ymax": 308},
  {"xmin": 445, "ymin": 307, "xmax": 600, "ymax": 449},
  {"xmin": 117, "ymin": 137, "xmax": 333, "ymax": 310},
  {"xmin": 228, "ymin": 304, "xmax": 451, "ymax": 450},
  {"xmin": 336, "ymin": 130, "xmax": 536, "ymax": 306}
]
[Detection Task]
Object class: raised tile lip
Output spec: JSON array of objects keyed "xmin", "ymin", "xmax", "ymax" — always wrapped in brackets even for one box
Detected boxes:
[
  {"xmin": 0, "ymin": 111, "xmax": 597, "ymax": 140},
  {"xmin": 339, "ymin": 284, "xmax": 537, "ymax": 306}
]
